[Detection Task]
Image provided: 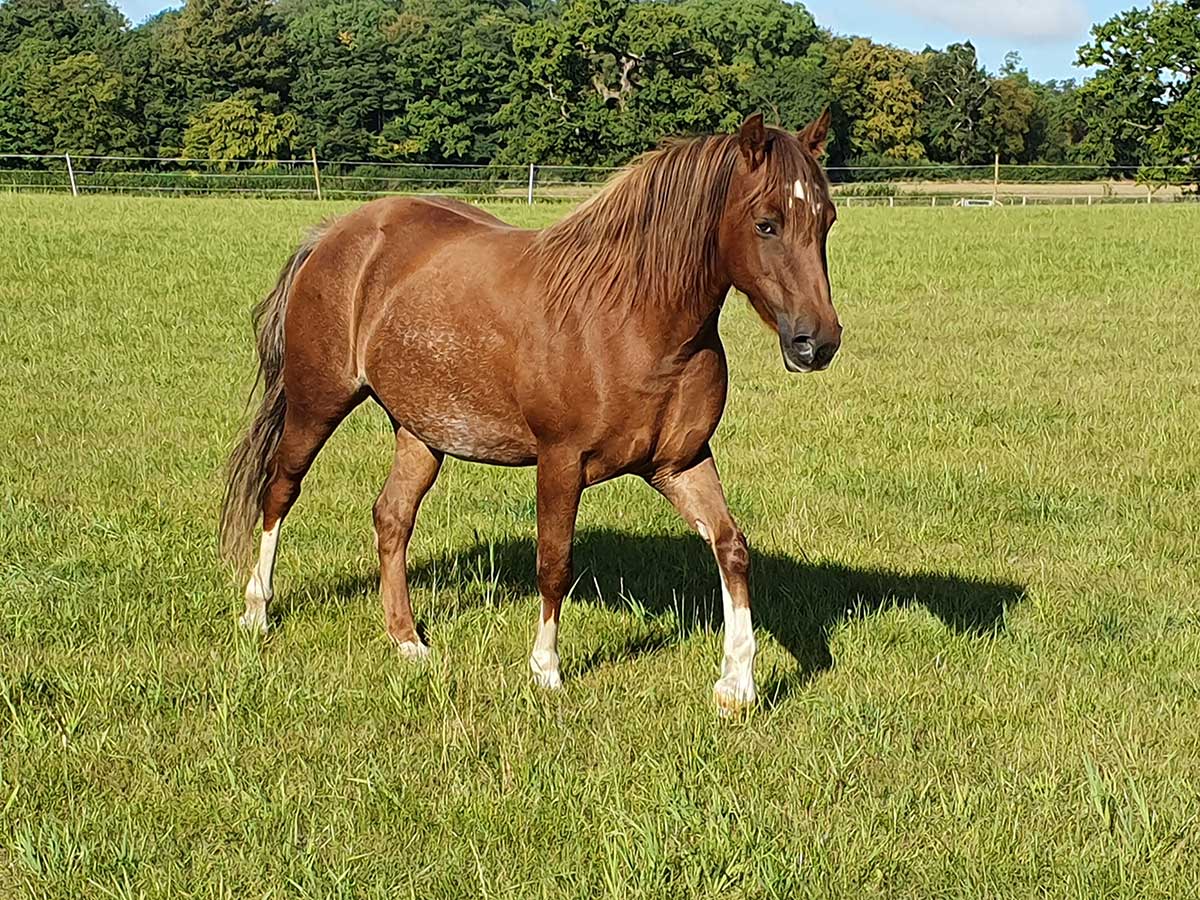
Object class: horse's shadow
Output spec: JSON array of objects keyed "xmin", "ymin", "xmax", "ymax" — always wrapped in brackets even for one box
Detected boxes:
[{"xmin": 297, "ymin": 528, "xmax": 1026, "ymax": 704}]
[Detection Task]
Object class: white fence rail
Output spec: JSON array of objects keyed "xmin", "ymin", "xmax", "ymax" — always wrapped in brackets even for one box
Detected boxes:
[{"xmin": 1, "ymin": 153, "xmax": 1197, "ymax": 207}]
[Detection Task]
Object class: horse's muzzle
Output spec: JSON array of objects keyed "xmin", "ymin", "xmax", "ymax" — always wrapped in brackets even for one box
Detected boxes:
[{"xmin": 780, "ymin": 332, "xmax": 839, "ymax": 373}]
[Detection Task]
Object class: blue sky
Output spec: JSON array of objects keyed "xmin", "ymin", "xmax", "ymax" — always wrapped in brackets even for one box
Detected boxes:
[
  {"xmin": 114, "ymin": 0, "xmax": 1129, "ymax": 83},
  {"xmin": 802, "ymin": 0, "xmax": 1126, "ymax": 81}
]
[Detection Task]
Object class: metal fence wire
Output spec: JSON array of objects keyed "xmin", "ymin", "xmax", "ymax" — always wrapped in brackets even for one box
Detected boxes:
[{"xmin": 1, "ymin": 153, "xmax": 1197, "ymax": 207}]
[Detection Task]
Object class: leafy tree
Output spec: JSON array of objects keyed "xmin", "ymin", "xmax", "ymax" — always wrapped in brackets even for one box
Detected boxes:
[
  {"xmin": 988, "ymin": 56, "xmax": 1080, "ymax": 164},
  {"xmin": 914, "ymin": 45, "xmax": 1079, "ymax": 165},
  {"xmin": 0, "ymin": 0, "xmax": 137, "ymax": 155},
  {"xmin": 27, "ymin": 50, "xmax": 140, "ymax": 154},
  {"xmin": 1030, "ymin": 81, "xmax": 1083, "ymax": 164},
  {"xmin": 981, "ymin": 75, "xmax": 1039, "ymax": 161},
  {"xmin": 916, "ymin": 42, "xmax": 991, "ymax": 163},
  {"xmin": 683, "ymin": 0, "xmax": 837, "ymax": 152},
  {"xmin": 285, "ymin": 0, "xmax": 405, "ymax": 159},
  {"xmin": 144, "ymin": 0, "xmax": 291, "ymax": 153},
  {"xmin": 0, "ymin": 0, "xmax": 126, "ymax": 56},
  {"xmin": 0, "ymin": 0, "xmax": 1116, "ymax": 172},
  {"xmin": 0, "ymin": 37, "xmax": 54, "ymax": 152},
  {"xmin": 828, "ymin": 37, "xmax": 924, "ymax": 160},
  {"xmin": 120, "ymin": 9, "xmax": 183, "ymax": 153},
  {"xmin": 984, "ymin": 75, "xmax": 1040, "ymax": 161},
  {"xmin": 181, "ymin": 95, "xmax": 297, "ymax": 166},
  {"xmin": 495, "ymin": 0, "xmax": 737, "ymax": 165},
  {"xmin": 379, "ymin": 0, "xmax": 519, "ymax": 162},
  {"xmin": 1075, "ymin": 0, "xmax": 1200, "ymax": 170}
]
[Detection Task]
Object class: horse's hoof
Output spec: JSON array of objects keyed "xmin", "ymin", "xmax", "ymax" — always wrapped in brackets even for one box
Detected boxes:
[
  {"xmin": 393, "ymin": 639, "xmax": 431, "ymax": 661},
  {"xmin": 530, "ymin": 656, "xmax": 563, "ymax": 690},
  {"xmin": 238, "ymin": 609, "xmax": 269, "ymax": 635},
  {"xmin": 531, "ymin": 669, "xmax": 563, "ymax": 690},
  {"xmin": 713, "ymin": 676, "xmax": 756, "ymax": 717}
]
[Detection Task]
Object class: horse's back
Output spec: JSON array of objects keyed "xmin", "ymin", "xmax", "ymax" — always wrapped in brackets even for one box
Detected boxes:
[
  {"xmin": 341, "ymin": 194, "xmax": 512, "ymax": 240},
  {"xmin": 292, "ymin": 193, "xmax": 527, "ymax": 318},
  {"xmin": 283, "ymin": 194, "xmax": 540, "ymax": 464}
]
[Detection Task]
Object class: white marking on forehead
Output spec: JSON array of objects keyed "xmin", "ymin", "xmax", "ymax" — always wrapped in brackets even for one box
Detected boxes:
[{"xmin": 793, "ymin": 179, "xmax": 807, "ymax": 201}]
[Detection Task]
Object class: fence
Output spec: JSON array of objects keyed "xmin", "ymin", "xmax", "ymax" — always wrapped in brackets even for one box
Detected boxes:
[{"xmin": 1, "ymin": 152, "xmax": 1198, "ymax": 207}]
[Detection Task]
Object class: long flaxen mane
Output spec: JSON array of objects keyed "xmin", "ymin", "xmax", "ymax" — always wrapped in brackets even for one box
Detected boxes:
[{"xmin": 530, "ymin": 126, "xmax": 828, "ymax": 313}]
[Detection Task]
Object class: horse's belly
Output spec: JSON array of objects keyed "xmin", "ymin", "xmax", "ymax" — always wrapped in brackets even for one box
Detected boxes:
[
  {"xmin": 365, "ymin": 308, "xmax": 537, "ymax": 465},
  {"xmin": 372, "ymin": 365, "xmax": 536, "ymax": 465},
  {"xmin": 404, "ymin": 406, "xmax": 536, "ymax": 466},
  {"xmin": 377, "ymin": 372, "xmax": 536, "ymax": 464}
]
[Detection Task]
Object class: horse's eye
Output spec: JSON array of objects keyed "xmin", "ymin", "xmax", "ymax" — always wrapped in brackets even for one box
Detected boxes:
[{"xmin": 755, "ymin": 220, "xmax": 776, "ymax": 237}]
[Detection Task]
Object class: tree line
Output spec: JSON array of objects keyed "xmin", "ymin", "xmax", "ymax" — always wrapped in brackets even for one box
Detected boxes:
[{"xmin": 0, "ymin": 0, "xmax": 1195, "ymax": 173}]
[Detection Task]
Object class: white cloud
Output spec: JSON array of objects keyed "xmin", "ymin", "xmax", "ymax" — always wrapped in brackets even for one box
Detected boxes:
[{"xmin": 874, "ymin": 0, "xmax": 1088, "ymax": 42}]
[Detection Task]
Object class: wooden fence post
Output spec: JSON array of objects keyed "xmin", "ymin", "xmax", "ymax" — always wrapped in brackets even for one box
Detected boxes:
[
  {"xmin": 311, "ymin": 148, "xmax": 322, "ymax": 201},
  {"xmin": 64, "ymin": 153, "xmax": 78, "ymax": 197}
]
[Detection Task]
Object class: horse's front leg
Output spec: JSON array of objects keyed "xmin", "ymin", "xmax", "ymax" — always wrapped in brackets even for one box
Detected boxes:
[
  {"xmin": 530, "ymin": 453, "xmax": 583, "ymax": 689},
  {"xmin": 650, "ymin": 450, "xmax": 756, "ymax": 713}
]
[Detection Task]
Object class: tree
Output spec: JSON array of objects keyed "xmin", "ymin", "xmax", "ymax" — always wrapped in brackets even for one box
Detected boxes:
[
  {"xmin": 26, "ymin": 50, "xmax": 140, "ymax": 154},
  {"xmin": 495, "ymin": 0, "xmax": 737, "ymax": 165},
  {"xmin": 1075, "ymin": 0, "xmax": 1200, "ymax": 170},
  {"xmin": 828, "ymin": 38, "xmax": 924, "ymax": 160},
  {"xmin": 120, "ymin": 10, "xmax": 182, "ymax": 153},
  {"xmin": 379, "ymin": 0, "xmax": 520, "ymax": 162},
  {"xmin": 0, "ymin": 38, "xmax": 54, "ymax": 152},
  {"xmin": 0, "ymin": 0, "xmax": 1109, "ymax": 169},
  {"xmin": 143, "ymin": 0, "xmax": 291, "ymax": 155},
  {"xmin": 0, "ymin": 0, "xmax": 134, "ymax": 153},
  {"xmin": 285, "ymin": 0, "xmax": 405, "ymax": 159},
  {"xmin": 181, "ymin": 95, "xmax": 297, "ymax": 166},
  {"xmin": 982, "ymin": 74, "xmax": 1038, "ymax": 162},
  {"xmin": 917, "ymin": 42, "xmax": 991, "ymax": 163},
  {"xmin": 682, "ymin": 0, "xmax": 836, "ymax": 151},
  {"xmin": 0, "ymin": 0, "xmax": 126, "ymax": 56}
]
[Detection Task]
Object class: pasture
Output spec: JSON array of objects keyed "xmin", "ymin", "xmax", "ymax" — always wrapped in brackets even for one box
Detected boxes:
[{"xmin": 2, "ymin": 193, "xmax": 1199, "ymax": 897}]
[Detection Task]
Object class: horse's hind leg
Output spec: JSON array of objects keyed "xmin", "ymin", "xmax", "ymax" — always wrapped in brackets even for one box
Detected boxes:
[
  {"xmin": 241, "ymin": 397, "xmax": 360, "ymax": 631},
  {"xmin": 373, "ymin": 427, "xmax": 442, "ymax": 656}
]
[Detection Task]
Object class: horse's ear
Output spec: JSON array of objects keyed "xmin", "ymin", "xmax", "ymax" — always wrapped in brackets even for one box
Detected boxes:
[
  {"xmin": 738, "ymin": 113, "xmax": 768, "ymax": 170},
  {"xmin": 800, "ymin": 107, "xmax": 832, "ymax": 158}
]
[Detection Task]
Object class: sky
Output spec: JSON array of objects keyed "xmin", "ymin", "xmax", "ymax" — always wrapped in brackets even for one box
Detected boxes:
[
  {"xmin": 113, "ymin": 0, "xmax": 1131, "ymax": 83},
  {"xmin": 801, "ymin": 0, "xmax": 1129, "ymax": 82}
]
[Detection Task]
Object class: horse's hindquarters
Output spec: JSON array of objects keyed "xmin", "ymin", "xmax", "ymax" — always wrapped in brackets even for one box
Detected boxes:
[{"xmin": 322, "ymin": 198, "xmax": 542, "ymax": 465}]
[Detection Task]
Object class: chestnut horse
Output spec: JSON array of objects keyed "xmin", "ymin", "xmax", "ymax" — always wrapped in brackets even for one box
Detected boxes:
[{"xmin": 219, "ymin": 112, "xmax": 841, "ymax": 712}]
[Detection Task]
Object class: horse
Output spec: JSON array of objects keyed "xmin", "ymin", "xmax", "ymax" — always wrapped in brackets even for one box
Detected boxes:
[{"xmin": 219, "ymin": 111, "xmax": 841, "ymax": 713}]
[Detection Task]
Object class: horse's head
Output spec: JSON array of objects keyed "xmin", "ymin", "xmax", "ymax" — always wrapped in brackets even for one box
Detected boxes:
[{"xmin": 720, "ymin": 111, "xmax": 841, "ymax": 373}]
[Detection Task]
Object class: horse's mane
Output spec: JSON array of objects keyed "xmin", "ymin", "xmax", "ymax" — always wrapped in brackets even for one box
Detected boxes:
[{"xmin": 530, "ymin": 127, "xmax": 827, "ymax": 314}]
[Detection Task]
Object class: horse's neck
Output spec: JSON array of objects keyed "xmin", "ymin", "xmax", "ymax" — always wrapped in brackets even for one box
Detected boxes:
[
  {"xmin": 533, "ymin": 173, "xmax": 732, "ymax": 331},
  {"xmin": 613, "ymin": 280, "xmax": 732, "ymax": 361}
]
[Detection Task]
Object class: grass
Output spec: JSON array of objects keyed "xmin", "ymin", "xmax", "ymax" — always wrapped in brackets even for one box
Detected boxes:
[{"xmin": 2, "ymin": 193, "xmax": 1199, "ymax": 898}]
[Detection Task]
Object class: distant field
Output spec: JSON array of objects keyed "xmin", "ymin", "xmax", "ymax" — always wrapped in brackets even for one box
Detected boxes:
[{"xmin": 2, "ymin": 195, "xmax": 1199, "ymax": 898}]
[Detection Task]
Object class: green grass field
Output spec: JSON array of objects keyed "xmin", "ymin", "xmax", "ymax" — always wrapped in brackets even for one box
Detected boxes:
[{"xmin": 2, "ymin": 193, "xmax": 1199, "ymax": 898}]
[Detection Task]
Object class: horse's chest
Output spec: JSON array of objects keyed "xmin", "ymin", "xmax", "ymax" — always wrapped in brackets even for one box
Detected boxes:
[
  {"xmin": 591, "ymin": 348, "xmax": 727, "ymax": 478},
  {"xmin": 654, "ymin": 353, "xmax": 727, "ymax": 464}
]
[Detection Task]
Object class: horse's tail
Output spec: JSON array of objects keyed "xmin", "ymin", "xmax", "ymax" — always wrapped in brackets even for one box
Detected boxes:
[{"xmin": 218, "ymin": 225, "xmax": 327, "ymax": 573}]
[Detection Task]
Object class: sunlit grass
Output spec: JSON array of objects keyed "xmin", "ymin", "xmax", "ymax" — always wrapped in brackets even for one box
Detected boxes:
[{"xmin": 2, "ymin": 194, "xmax": 1199, "ymax": 897}]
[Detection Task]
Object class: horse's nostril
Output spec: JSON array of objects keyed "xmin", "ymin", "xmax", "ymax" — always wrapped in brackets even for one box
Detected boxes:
[{"xmin": 792, "ymin": 336, "xmax": 815, "ymax": 364}]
